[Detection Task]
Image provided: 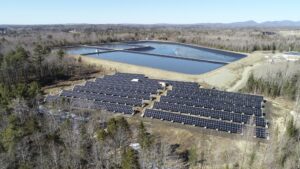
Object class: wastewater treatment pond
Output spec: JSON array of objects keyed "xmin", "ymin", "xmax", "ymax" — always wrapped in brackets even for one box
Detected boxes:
[{"xmin": 65, "ymin": 41, "xmax": 246, "ymax": 74}]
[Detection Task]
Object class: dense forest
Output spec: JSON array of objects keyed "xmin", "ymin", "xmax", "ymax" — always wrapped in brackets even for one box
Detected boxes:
[
  {"xmin": 0, "ymin": 25, "xmax": 300, "ymax": 168},
  {"xmin": 0, "ymin": 45, "xmax": 100, "ymax": 108},
  {"xmin": 0, "ymin": 108, "xmax": 186, "ymax": 168}
]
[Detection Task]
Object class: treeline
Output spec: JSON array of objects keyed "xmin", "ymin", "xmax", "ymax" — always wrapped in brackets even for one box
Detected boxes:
[
  {"xmin": 244, "ymin": 62, "xmax": 300, "ymax": 100},
  {"xmin": 1, "ymin": 26, "xmax": 300, "ymax": 54}
]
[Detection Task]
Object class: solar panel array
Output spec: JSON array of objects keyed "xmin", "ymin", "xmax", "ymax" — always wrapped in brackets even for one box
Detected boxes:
[
  {"xmin": 48, "ymin": 73, "xmax": 268, "ymax": 139},
  {"xmin": 58, "ymin": 73, "xmax": 163, "ymax": 114},
  {"xmin": 147, "ymin": 80, "xmax": 268, "ymax": 139}
]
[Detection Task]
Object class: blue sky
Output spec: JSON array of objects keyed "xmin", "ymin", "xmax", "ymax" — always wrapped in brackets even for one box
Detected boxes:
[{"xmin": 0, "ymin": 0, "xmax": 299, "ymax": 24}]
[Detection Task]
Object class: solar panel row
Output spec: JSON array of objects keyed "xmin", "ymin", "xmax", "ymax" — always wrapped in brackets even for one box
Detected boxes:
[
  {"xmin": 73, "ymin": 86, "xmax": 151, "ymax": 100},
  {"xmin": 102, "ymin": 76, "xmax": 161, "ymax": 85},
  {"xmin": 170, "ymin": 87, "xmax": 262, "ymax": 101},
  {"xmin": 95, "ymin": 78, "xmax": 161, "ymax": 88},
  {"xmin": 92, "ymin": 101, "xmax": 133, "ymax": 114},
  {"xmin": 144, "ymin": 109, "xmax": 242, "ymax": 133},
  {"xmin": 160, "ymin": 96, "xmax": 262, "ymax": 116},
  {"xmin": 153, "ymin": 102, "xmax": 266, "ymax": 127},
  {"xmin": 70, "ymin": 98, "xmax": 133, "ymax": 114},
  {"xmin": 61, "ymin": 90, "xmax": 142, "ymax": 106},
  {"xmin": 114, "ymin": 72, "xmax": 145, "ymax": 78},
  {"xmin": 86, "ymin": 82, "xmax": 159, "ymax": 94},
  {"xmin": 168, "ymin": 91, "xmax": 262, "ymax": 108}
]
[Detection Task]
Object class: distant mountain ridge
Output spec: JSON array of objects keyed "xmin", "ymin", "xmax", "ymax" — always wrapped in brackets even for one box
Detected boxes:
[
  {"xmin": 1, "ymin": 20, "xmax": 300, "ymax": 28},
  {"xmin": 179, "ymin": 20, "xmax": 300, "ymax": 28}
]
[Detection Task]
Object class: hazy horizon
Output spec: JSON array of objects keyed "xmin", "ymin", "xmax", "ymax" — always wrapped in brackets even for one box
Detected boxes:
[{"xmin": 1, "ymin": 20, "xmax": 300, "ymax": 26}]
